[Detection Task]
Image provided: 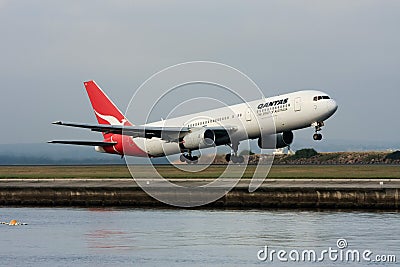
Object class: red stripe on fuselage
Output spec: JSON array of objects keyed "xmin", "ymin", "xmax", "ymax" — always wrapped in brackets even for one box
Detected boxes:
[{"xmin": 102, "ymin": 135, "xmax": 148, "ymax": 157}]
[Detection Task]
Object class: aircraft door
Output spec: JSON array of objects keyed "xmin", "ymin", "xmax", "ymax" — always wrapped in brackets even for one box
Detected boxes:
[
  {"xmin": 294, "ymin": 97, "xmax": 301, "ymax": 111},
  {"xmin": 246, "ymin": 107, "xmax": 252, "ymax": 121}
]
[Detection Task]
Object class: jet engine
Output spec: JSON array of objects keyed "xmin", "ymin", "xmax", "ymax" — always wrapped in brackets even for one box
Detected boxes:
[
  {"xmin": 181, "ymin": 128, "xmax": 215, "ymax": 150},
  {"xmin": 258, "ymin": 131, "xmax": 294, "ymax": 149}
]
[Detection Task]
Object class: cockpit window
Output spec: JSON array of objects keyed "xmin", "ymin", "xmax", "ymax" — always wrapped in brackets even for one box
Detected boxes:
[{"xmin": 313, "ymin": 95, "xmax": 331, "ymax": 101}]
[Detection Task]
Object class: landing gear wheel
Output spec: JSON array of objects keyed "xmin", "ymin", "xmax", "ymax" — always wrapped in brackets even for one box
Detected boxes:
[
  {"xmin": 313, "ymin": 133, "xmax": 322, "ymax": 141},
  {"xmin": 230, "ymin": 155, "xmax": 244, "ymax": 164},
  {"xmin": 180, "ymin": 154, "xmax": 186, "ymax": 162},
  {"xmin": 225, "ymin": 153, "xmax": 231, "ymax": 163},
  {"xmin": 231, "ymin": 155, "xmax": 238, "ymax": 164},
  {"xmin": 182, "ymin": 154, "xmax": 199, "ymax": 164},
  {"xmin": 189, "ymin": 156, "xmax": 199, "ymax": 164}
]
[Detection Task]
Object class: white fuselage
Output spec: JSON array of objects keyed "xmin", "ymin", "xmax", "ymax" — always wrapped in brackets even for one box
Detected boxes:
[{"xmin": 123, "ymin": 90, "xmax": 338, "ymax": 157}]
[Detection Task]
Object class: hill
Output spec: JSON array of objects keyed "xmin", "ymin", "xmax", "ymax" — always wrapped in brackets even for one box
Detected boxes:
[{"xmin": 212, "ymin": 151, "xmax": 400, "ymax": 165}]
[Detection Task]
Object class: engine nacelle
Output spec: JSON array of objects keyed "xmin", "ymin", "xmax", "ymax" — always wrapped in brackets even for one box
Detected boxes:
[
  {"xmin": 181, "ymin": 129, "xmax": 215, "ymax": 150},
  {"xmin": 258, "ymin": 131, "xmax": 294, "ymax": 149}
]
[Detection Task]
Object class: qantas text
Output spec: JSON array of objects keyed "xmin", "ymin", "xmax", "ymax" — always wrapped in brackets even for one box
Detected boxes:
[{"xmin": 257, "ymin": 98, "xmax": 289, "ymax": 109}]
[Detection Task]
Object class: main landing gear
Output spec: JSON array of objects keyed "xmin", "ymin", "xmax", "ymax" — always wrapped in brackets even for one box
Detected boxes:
[
  {"xmin": 312, "ymin": 121, "xmax": 324, "ymax": 141},
  {"xmin": 225, "ymin": 153, "xmax": 244, "ymax": 164},
  {"xmin": 225, "ymin": 142, "xmax": 244, "ymax": 164},
  {"xmin": 180, "ymin": 152, "xmax": 198, "ymax": 164}
]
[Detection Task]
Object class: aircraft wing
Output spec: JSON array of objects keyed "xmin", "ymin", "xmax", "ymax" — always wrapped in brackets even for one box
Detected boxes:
[{"xmin": 52, "ymin": 121, "xmax": 237, "ymax": 142}]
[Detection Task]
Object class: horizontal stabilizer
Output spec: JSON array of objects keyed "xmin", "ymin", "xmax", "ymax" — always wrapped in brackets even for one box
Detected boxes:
[
  {"xmin": 52, "ymin": 121, "xmax": 190, "ymax": 140},
  {"xmin": 48, "ymin": 140, "xmax": 117, "ymax": 147}
]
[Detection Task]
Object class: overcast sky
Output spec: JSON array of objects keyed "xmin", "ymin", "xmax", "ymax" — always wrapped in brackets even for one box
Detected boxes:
[{"xmin": 0, "ymin": 1, "xmax": 399, "ymax": 148}]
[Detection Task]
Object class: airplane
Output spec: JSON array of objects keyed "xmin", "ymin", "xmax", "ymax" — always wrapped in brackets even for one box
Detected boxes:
[{"xmin": 49, "ymin": 80, "xmax": 338, "ymax": 164}]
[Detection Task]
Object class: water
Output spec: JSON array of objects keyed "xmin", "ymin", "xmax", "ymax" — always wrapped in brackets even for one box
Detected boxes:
[{"xmin": 0, "ymin": 208, "xmax": 399, "ymax": 266}]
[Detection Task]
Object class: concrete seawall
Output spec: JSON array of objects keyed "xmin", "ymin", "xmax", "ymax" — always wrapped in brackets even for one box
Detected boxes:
[
  {"xmin": 0, "ymin": 179, "xmax": 399, "ymax": 209},
  {"xmin": 225, "ymin": 187, "xmax": 399, "ymax": 209}
]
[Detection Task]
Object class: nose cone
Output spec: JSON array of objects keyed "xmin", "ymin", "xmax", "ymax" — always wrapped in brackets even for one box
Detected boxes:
[{"xmin": 326, "ymin": 99, "xmax": 338, "ymax": 116}]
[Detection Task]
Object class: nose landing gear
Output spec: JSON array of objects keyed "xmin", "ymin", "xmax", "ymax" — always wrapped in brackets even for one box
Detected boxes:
[{"xmin": 312, "ymin": 121, "xmax": 324, "ymax": 141}]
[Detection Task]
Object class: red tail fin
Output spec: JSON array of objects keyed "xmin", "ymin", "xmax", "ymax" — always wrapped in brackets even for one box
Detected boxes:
[{"xmin": 84, "ymin": 80, "xmax": 132, "ymax": 126}]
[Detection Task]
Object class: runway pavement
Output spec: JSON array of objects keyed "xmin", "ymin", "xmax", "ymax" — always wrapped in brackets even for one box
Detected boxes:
[{"xmin": 0, "ymin": 178, "xmax": 399, "ymax": 189}]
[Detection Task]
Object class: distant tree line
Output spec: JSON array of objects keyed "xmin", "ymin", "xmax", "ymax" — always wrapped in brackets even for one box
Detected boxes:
[
  {"xmin": 291, "ymin": 148, "xmax": 318, "ymax": 159},
  {"xmin": 386, "ymin": 151, "xmax": 400, "ymax": 160}
]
